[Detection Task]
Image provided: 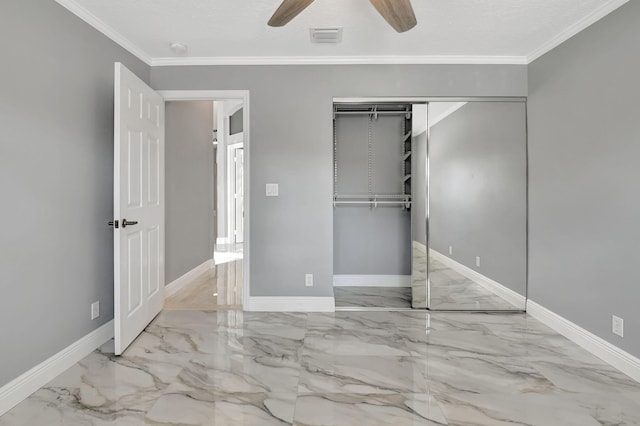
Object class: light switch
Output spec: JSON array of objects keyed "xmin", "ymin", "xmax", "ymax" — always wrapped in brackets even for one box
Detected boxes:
[{"xmin": 266, "ymin": 183, "xmax": 279, "ymax": 197}]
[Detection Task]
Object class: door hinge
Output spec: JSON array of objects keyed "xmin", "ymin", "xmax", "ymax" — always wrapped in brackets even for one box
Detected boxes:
[{"xmin": 108, "ymin": 220, "xmax": 119, "ymax": 229}]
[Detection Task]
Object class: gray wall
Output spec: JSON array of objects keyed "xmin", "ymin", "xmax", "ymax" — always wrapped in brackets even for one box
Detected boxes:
[
  {"xmin": 429, "ymin": 102, "xmax": 528, "ymax": 296},
  {"xmin": 528, "ymin": 1, "xmax": 640, "ymax": 357},
  {"xmin": 151, "ymin": 64, "xmax": 527, "ymax": 297},
  {"xmin": 0, "ymin": 0, "xmax": 149, "ymax": 387},
  {"xmin": 165, "ymin": 101, "xmax": 215, "ymax": 283},
  {"xmin": 334, "ymin": 115, "xmax": 411, "ymax": 275}
]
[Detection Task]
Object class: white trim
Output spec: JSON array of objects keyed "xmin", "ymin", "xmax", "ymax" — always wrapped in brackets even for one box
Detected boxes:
[
  {"xmin": 164, "ymin": 259, "xmax": 214, "ymax": 298},
  {"xmin": 216, "ymin": 237, "xmax": 229, "ymax": 245},
  {"xmin": 55, "ymin": 0, "xmax": 152, "ymax": 65},
  {"xmin": 333, "ymin": 275, "xmax": 411, "ymax": 287},
  {"xmin": 527, "ymin": 301, "xmax": 640, "ymax": 383},
  {"xmin": 246, "ymin": 297, "xmax": 335, "ymax": 312},
  {"xmin": 151, "ymin": 55, "xmax": 528, "ymax": 67},
  {"xmin": 0, "ymin": 320, "xmax": 114, "ymax": 416},
  {"xmin": 160, "ymin": 90, "xmax": 251, "ymax": 310},
  {"xmin": 159, "ymin": 90, "xmax": 250, "ymax": 101},
  {"xmin": 429, "ymin": 249, "xmax": 526, "ymax": 309},
  {"xmin": 527, "ymin": 0, "xmax": 629, "ymax": 63}
]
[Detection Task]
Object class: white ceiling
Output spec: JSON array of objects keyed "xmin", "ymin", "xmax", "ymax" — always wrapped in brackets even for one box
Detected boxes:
[{"xmin": 56, "ymin": 0, "xmax": 628, "ymax": 65}]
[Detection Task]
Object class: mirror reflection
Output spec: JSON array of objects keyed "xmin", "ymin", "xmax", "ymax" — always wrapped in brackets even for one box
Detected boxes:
[{"xmin": 426, "ymin": 101, "xmax": 527, "ymax": 310}]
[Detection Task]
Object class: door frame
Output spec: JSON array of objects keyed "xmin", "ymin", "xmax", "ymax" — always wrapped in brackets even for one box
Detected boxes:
[{"xmin": 159, "ymin": 90, "xmax": 250, "ymax": 310}]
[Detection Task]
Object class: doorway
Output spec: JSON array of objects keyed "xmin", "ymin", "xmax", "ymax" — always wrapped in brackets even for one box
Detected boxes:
[
  {"xmin": 331, "ymin": 102, "xmax": 415, "ymax": 311},
  {"xmin": 160, "ymin": 90, "xmax": 250, "ymax": 311}
]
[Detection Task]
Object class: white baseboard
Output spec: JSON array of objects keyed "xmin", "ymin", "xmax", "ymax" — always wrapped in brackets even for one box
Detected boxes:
[
  {"xmin": 246, "ymin": 297, "xmax": 335, "ymax": 312},
  {"xmin": 333, "ymin": 275, "xmax": 411, "ymax": 287},
  {"xmin": 165, "ymin": 259, "xmax": 214, "ymax": 298},
  {"xmin": 0, "ymin": 320, "xmax": 114, "ymax": 416},
  {"xmin": 429, "ymin": 249, "xmax": 526, "ymax": 309},
  {"xmin": 527, "ymin": 301, "xmax": 640, "ymax": 383}
]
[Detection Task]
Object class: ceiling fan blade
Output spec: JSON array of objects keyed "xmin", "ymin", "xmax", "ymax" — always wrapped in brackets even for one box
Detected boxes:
[
  {"xmin": 268, "ymin": 0, "xmax": 315, "ymax": 27},
  {"xmin": 369, "ymin": 0, "xmax": 417, "ymax": 33}
]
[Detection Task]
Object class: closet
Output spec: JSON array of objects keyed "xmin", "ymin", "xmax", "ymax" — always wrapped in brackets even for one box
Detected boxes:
[
  {"xmin": 332, "ymin": 98, "xmax": 528, "ymax": 312},
  {"xmin": 332, "ymin": 103, "xmax": 424, "ymax": 309}
]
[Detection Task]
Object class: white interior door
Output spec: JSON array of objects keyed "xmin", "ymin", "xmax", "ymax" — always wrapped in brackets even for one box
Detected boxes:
[
  {"xmin": 227, "ymin": 141, "xmax": 243, "ymax": 246},
  {"xmin": 113, "ymin": 63, "xmax": 165, "ymax": 355},
  {"xmin": 234, "ymin": 147, "xmax": 244, "ymax": 244}
]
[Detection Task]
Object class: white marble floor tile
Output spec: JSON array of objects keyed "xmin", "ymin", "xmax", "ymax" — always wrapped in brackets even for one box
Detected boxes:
[
  {"xmin": 303, "ymin": 327, "xmax": 430, "ymax": 357},
  {"xmin": 306, "ymin": 311, "xmax": 431, "ymax": 333},
  {"xmin": 298, "ymin": 354, "xmax": 428, "ymax": 394},
  {"xmin": 293, "ymin": 393, "xmax": 448, "ymax": 426},
  {"xmin": 179, "ymin": 353, "xmax": 302, "ymax": 394},
  {"xmin": 435, "ymin": 391, "xmax": 604, "ymax": 426},
  {"xmin": 145, "ymin": 392, "xmax": 295, "ymax": 425},
  {"xmin": 2, "ymin": 310, "xmax": 639, "ymax": 425}
]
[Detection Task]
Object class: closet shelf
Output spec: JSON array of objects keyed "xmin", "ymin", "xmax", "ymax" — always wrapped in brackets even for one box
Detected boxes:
[
  {"xmin": 404, "ymin": 131, "xmax": 412, "ymax": 141},
  {"xmin": 403, "ymin": 151, "xmax": 412, "ymax": 161},
  {"xmin": 403, "ymin": 174, "xmax": 412, "ymax": 182}
]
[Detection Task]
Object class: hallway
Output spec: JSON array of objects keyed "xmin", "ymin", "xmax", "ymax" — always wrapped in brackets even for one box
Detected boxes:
[{"xmin": 164, "ymin": 260, "xmax": 243, "ymax": 311}]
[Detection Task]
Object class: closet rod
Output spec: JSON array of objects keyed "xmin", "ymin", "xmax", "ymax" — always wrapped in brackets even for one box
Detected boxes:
[
  {"xmin": 334, "ymin": 200, "xmax": 411, "ymax": 205},
  {"xmin": 334, "ymin": 111, "xmax": 412, "ymax": 116},
  {"xmin": 334, "ymin": 194, "xmax": 411, "ymax": 199},
  {"xmin": 333, "ymin": 194, "xmax": 412, "ymax": 209},
  {"xmin": 333, "ymin": 200, "xmax": 412, "ymax": 208}
]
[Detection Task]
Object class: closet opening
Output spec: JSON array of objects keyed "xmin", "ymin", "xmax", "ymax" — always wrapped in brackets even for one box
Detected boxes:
[{"xmin": 332, "ymin": 101, "xmax": 423, "ymax": 310}]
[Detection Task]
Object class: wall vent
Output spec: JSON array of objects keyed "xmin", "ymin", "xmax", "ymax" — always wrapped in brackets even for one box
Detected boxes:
[{"xmin": 310, "ymin": 27, "xmax": 343, "ymax": 44}]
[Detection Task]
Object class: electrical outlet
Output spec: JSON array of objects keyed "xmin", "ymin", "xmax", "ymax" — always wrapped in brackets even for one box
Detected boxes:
[
  {"xmin": 476, "ymin": 256, "xmax": 481, "ymax": 267},
  {"xmin": 305, "ymin": 274, "xmax": 313, "ymax": 287},
  {"xmin": 91, "ymin": 301, "xmax": 100, "ymax": 320},
  {"xmin": 448, "ymin": 246, "xmax": 453, "ymax": 255},
  {"xmin": 612, "ymin": 315, "xmax": 624, "ymax": 337},
  {"xmin": 266, "ymin": 183, "xmax": 279, "ymax": 197}
]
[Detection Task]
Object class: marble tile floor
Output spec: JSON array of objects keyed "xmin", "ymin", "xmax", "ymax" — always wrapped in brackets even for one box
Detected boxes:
[
  {"xmin": 164, "ymin": 260, "xmax": 243, "ymax": 311},
  {"xmin": 2, "ymin": 310, "xmax": 640, "ymax": 425},
  {"xmin": 334, "ymin": 286, "xmax": 412, "ymax": 309}
]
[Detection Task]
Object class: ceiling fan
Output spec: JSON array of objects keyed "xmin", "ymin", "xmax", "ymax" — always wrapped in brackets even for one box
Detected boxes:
[{"xmin": 268, "ymin": 0, "xmax": 417, "ymax": 33}]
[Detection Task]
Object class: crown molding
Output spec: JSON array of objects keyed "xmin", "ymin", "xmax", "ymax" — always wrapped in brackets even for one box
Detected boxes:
[
  {"xmin": 150, "ymin": 55, "xmax": 528, "ymax": 67},
  {"xmin": 527, "ymin": 0, "xmax": 629, "ymax": 63},
  {"xmin": 55, "ymin": 0, "xmax": 153, "ymax": 65}
]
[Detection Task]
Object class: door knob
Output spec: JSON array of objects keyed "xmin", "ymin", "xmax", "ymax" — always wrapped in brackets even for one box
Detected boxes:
[{"xmin": 122, "ymin": 219, "xmax": 138, "ymax": 228}]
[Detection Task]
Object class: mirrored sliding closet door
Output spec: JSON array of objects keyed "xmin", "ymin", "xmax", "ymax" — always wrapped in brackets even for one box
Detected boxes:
[{"xmin": 425, "ymin": 100, "xmax": 528, "ymax": 311}]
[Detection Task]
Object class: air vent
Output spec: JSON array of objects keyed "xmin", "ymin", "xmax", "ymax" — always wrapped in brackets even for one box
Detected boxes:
[{"xmin": 310, "ymin": 27, "xmax": 343, "ymax": 44}]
